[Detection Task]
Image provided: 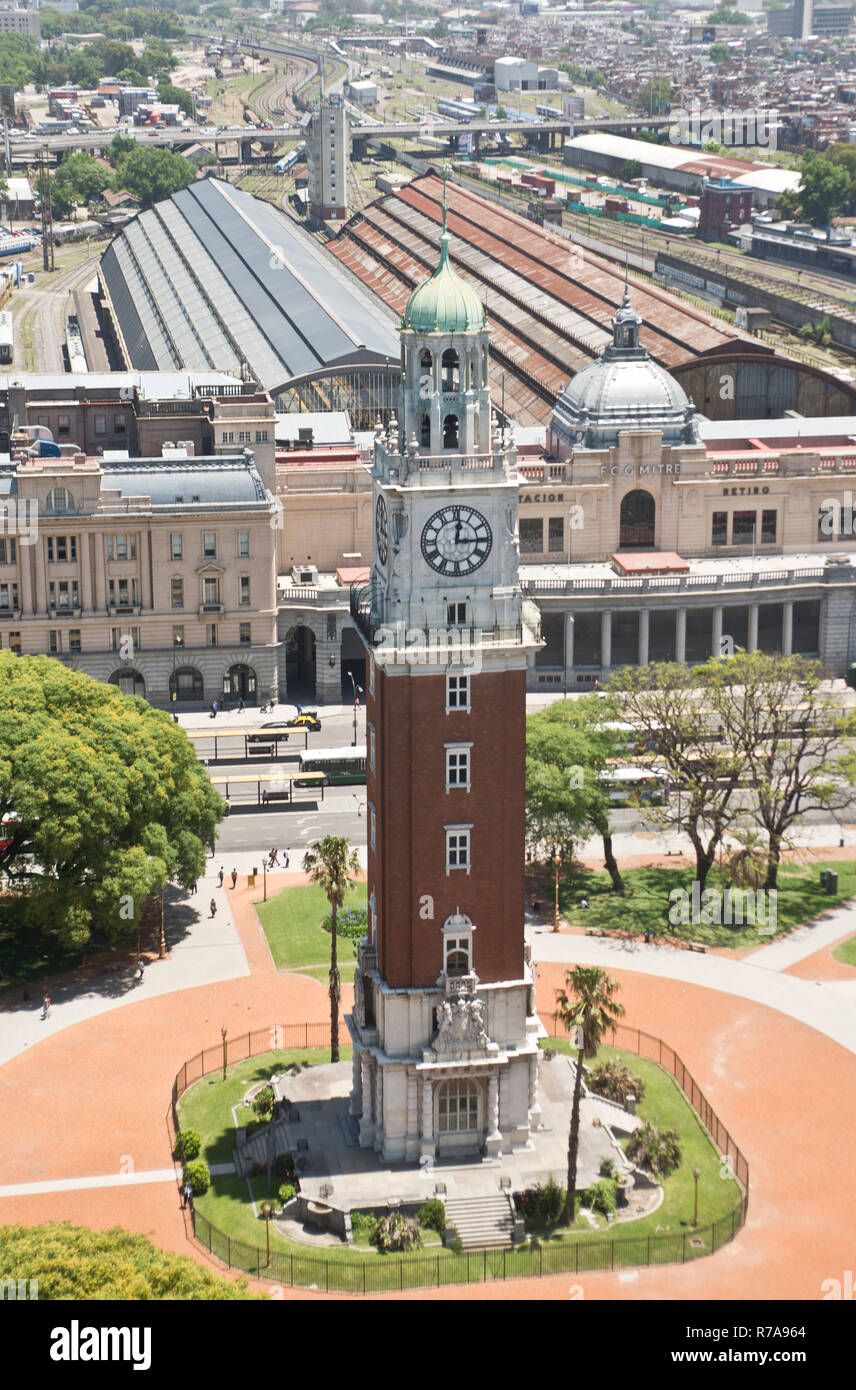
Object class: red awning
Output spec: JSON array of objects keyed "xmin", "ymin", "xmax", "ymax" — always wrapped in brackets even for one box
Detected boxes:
[{"xmin": 612, "ymin": 552, "xmax": 690, "ymax": 575}]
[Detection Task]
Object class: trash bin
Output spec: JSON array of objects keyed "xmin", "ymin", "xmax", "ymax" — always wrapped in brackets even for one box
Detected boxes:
[
  {"xmin": 820, "ymin": 870, "xmax": 829, "ymax": 889},
  {"xmin": 826, "ymin": 870, "xmax": 838, "ymax": 895},
  {"xmin": 248, "ymin": 873, "xmax": 256, "ymax": 887}
]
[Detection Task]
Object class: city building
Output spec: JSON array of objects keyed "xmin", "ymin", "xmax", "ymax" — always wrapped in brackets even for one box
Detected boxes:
[
  {"xmin": 306, "ymin": 92, "xmax": 349, "ymax": 223},
  {"xmin": 0, "ymin": 7, "xmax": 40, "ymax": 36},
  {"xmin": 99, "ymin": 178, "xmax": 400, "ymax": 427},
  {"xmin": 697, "ymin": 176, "xmax": 753, "ymax": 242},
  {"xmin": 347, "ymin": 192, "xmax": 543, "ymax": 1160},
  {"xmin": 767, "ymin": 0, "xmax": 852, "ymax": 37},
  {"xmin": 564, "ymin": 134, "xmax": 800, "ymax": 209},
  {"xmin": 0, "ymin": 447, "xmax": 279, "ymax": 704}
]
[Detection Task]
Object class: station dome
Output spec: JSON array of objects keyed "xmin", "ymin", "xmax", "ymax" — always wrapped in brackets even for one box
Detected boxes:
[{"xmin": 402, "ymin": 205, "xmax": 485, "ymax": 335}]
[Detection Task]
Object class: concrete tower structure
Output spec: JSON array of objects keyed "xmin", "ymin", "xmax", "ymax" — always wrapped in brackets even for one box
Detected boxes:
[{"xmin": 347, "ymin": 186, "xmax": 544, "ymax": 1162}]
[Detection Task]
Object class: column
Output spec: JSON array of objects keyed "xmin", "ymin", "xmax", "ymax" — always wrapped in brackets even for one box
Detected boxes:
[
  {"xmin": 675, "ymin": 607, "xmax": 686, "ymax": 665},
  {"xmin": 93, "ymin": 533, "xmax": 106, "ymax": 612},
  {"xmin": 485, "ymin": 1072, "xmax": 502, "ymax": 1156},
  {"xmin": 34, "ymin": 537, "xmax": 46, "ymax": 614},
  {"xmin": 349, "ymin": 1049, "xmax": 362, "ymax": 1118},
  {"xmin": 600, "ymin": 609, "xmax": 612, "ymax": 670},
  {"xmin": 358, "ymin": 1055, "xmax": 375, "ymax": 1147},
  {"xmin": 18, "ymin": 534, "xmax": 33, "ymax": 615},
  {"xmin": 374, "ymin": 1066, "xmax": 384, "ymax": 1154},
  {"xmin": 783, "ymin": 601, "xmax": 793, "ymax": 656},
  {"xmin": 140, "ymin": 531, "xmax": 152, "ymax": 612},
  {"xmin": 420, "ymin": 1075, "xmax": 434, "ymax": 1160},
  {"xmin": 564, "ymin": 611, "xmax": 574, "ymax": 682},
  {"xmin": 79, "ymin": 528, "xmax": 92, "ymax": 614},
  {"xmin": 748, "ymin": 603, "xmax": 759, "ymax": 652},
  {"xmin": 638, "ymin": 608, "xmax": 649, "ymax": 667},
  {"xmin": 712, "ymin": 606, "xmax": 723, "ymax": 659},
  {"xmin": 528, "ymin": 1051, "xmax": 542, "ymax": 1133}
]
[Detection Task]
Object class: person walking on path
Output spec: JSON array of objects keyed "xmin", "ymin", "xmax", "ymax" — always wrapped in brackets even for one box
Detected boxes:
[
  {"xmin": 230, "ymin": 868, "xmax": 238, "ymax": 889},
  {"xmin": 209, "ymin": 898, "xmax": 217, "ymax": 918},
  {"xmin": 210, "ymin": 700, "xmax": 218, "ymax": 719},
  {"xmin": 181, "ymin": 1180, "xmax": 193, "ymax": 1210},
  {"xmin": 189, "ymin": 880, "xmax": 197, "ymax": 895},
  {"xmin": 283, "ymin": 850, "xmax": 290, "ymax": 869},
  {"xmin": 136, "ymin": 957, "xmax": 145, "ymax": 981},
  {"xmin": 40, "ymin": 994, "xmax": 51, "ymax": 1020},
  {"xmin": 218, "ymin": 866, "xmax": 224, "ymax": 888},
  {"xmin": 268, "ymin": 849, "xmax": 279, "ymax": 868},
  {"xmin": 238, "ymin": 697, "xmax": 245, "ymax": 713}
]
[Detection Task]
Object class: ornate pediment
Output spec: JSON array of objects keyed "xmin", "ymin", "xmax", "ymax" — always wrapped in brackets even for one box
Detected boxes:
[{"xmin": 432, "ymin": 992, "xmax": 489, "ymax": 1057}]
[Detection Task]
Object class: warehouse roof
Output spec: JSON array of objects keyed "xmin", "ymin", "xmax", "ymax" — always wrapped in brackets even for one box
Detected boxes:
[
  {"xmin": 563, "ymin": 134, "xmax": 800, "ymax": 195},
  {"xmin": 99, "ymin": 177, "xmax": 400, "ymax": 394}
]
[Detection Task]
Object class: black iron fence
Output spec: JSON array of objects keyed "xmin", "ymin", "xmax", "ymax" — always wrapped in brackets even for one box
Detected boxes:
[{"xmin": 174, "ymin": 1020, "xmax": 749, "ymax": 1293}]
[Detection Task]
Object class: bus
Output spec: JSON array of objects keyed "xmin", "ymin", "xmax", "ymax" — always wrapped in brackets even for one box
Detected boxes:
[
  {"xmin": 297, "ymin": 745, "xmax": 367, "ymax": 786},
  {"xmin": 598, "ymin": 766, "xmax": 668, "ymax": 806},
  {"xmin": 0, "ymin": 309, "xmax": 12, "ymax": 364}
]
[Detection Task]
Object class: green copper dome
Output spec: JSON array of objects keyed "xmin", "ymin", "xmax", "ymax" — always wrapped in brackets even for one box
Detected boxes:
[{"xmin": 402, "ymin": 229, "xmax": 486, "ymax": 334}]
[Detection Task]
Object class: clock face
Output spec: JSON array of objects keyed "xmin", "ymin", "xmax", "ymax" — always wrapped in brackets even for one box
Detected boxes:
[
  {"xmin": 421, "ymin": 505, "xmax": 492, "ymax": 577},
  {"xmin": 375, "ymin": 494, "xmax": 389, "ymax": 567}
]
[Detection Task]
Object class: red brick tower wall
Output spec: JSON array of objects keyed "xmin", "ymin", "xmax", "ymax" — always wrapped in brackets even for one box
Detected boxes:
[{"xmin": 367, "ymin": 662, "xmax": 526, "ymax": 990}]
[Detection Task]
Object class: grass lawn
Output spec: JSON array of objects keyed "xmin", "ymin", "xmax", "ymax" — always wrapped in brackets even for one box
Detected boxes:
[
  {"xmin": 553, "ymin": 860, "xmax": 856, "ymax": 949},
  {"xmin": 256, "ymin": 882, "xmax": 366, "ymax": 982},
  {"xmin": 831, "ymin": 933, "xmax": 856, "ymax": 967},
  {"xmin": 534, "ymin": 1042, "xmax": 743, "ymax": 1255}
]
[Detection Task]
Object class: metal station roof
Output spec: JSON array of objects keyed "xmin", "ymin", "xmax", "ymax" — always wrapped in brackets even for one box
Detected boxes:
[{"xmin": 99, "ymin": 177, "xmax": 400, "ymax": 393}]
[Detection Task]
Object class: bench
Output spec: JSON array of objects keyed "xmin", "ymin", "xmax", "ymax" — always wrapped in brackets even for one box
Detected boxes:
[
  {"xmin": 249, "ymin": 744, "xmax": 274, "ymax": 757},
  {"xmin": 688, "ymin": 941, "xmax": 707, "ymax": 953},
  {"xmin": 585, "ymin": 928, "xmax": 607, "ymax": 938},
  {"xmin": 261, "ymin": 790, "xmax": 290, "ymax": 803}
]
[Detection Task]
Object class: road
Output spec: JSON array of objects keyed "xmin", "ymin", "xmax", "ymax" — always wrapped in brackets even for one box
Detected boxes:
[{"xmin": 12, "ymin": 248, "xmax": 103, "ymax": 373}]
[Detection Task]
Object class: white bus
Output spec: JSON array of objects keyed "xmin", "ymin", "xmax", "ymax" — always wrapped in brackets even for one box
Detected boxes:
[{"xmin": 297, "ymin": 745, "xmax": 367, "ymax": 786}]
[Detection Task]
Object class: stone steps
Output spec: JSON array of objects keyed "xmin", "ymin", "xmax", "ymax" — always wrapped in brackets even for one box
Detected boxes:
[{"xmin": 444, "ymin": 1193, "xmax": 515, "ymax": 1250}]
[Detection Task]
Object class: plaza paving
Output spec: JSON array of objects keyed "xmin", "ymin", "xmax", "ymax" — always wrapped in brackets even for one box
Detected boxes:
[{"xmin": 1, "ymin": 854, "xmax": 855, "ymax": 1300}]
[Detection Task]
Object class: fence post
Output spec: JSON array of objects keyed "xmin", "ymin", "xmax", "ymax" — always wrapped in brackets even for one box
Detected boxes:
[
  {"xmin": 257, "ymin": 1248, "xmax": 260, "ymax": 1278},
  {"xmin": 227, "ymin": 1235, "xmax": 231, "ymax": 1268},
  {"xmin": 483, "ymin": 1249, "xmax": 487, "ymax": 1282},
  {"xmin": 400, "ymin": 1261, "xmax": 403, "ymax": 1291},
  {"xmin": 326, "ymin": 1260, "xmax": 329, "ymax": 1293},
  {"xmin": 503, "ymin": 1248, "xmax": 506, "ymax": 1280},
  {"xmin": 363, "ymin": 1263, "xmax": 366, "ymax": 1295},
  {"xmin": 540, "ymin": 1243, "xmax": 543, "ymax": 1277},
  {"xmin": 647, "ymin": 1235, "xmax": 650, "ymax": 1265},
  {"xmin": 290, "ymin": 1252, "xmax": 293, "ymax": 1287},
  {"xmin": 247, "ymin": 1030, "xmax": 251, "ymax": 1058},
  {"xmin": 437, "ymin": 1254, "xmax": 440, "ymax": 1287},
  {"xmin": 682, "ymin": 1231, "xmax": 686, "ymax": 1262}
]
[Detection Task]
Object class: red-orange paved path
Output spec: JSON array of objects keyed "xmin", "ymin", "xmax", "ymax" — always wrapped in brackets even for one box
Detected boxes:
[{"xmin": 2, "ymin": 893, "xmax": 855, "ymax": 1300}]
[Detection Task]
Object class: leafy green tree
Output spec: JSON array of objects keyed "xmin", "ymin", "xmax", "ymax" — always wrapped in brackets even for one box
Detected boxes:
[
  {"xmin": 708, "ymin": 42, "xmax": 731, "ymax": 61},
  {"xmin": 553, "ymin": 967, "xmax": 625, "ymax": 1224},
  {"xmin": 795, "ymin": 151, "xmax": 850, "ymax": 224},
  {"xmin": 626, "ymin": 1122, "xmax": 682, "ymax": 1176},
  {"xmin": 621, "ymin": 159, "xmax": 642, "ymax": 181},
  {"xmin": 302, "ymin": 835, "xmax": 361, "ymax": 1062},
  {"xmin": 636, "ymin": 77, "xmax": 676, "ymax": 115},
  {"xmin": 114, "ymin": 145, "xmax": 195, "ymax": 206},
  {"xmin": 67, "ymin": 49, "xmax": 102, "ymax": 87},
  {"xmin": 706, "ymin": 6, "xmax": 751, "ymax": 19},
  {"xmin": 526, "ymin": 697, "xmax": 627, "ymax": 892},
  {"xmin": 0, "ymin": 654, "xmax": 223, "ymax": 953},
  {"xmin": 105, "ymin": 132, "xmax": 137, "ymax": 167},
  {"xmin": 0, "ymin": 1223, "xmax": 261, "ymax": 1299},
  {"xmin": 157, "ymin": 82, "xmax": 193, "ymax": 118},
  {"xmin": 54, "ymin": 150, "xmax": 114, "ymax": 208}
]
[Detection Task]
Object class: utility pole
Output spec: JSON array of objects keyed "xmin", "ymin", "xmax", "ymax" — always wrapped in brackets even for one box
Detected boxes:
[{"xmin": 39, "ymin": 147, "xmax": 54, "ymax": 273}]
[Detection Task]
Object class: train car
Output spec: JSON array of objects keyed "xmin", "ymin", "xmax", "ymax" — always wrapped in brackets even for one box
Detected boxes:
[
  {"xmin": 0, "ymin": 309, "xmax": 12, "ymax": 365},
  {"xmin": 436, "ymin": 97, "xmax": 481, "ymax": 123},
  {"xmin": 274, "ymin": 142, "xmax": 305, "ymax": 174}
]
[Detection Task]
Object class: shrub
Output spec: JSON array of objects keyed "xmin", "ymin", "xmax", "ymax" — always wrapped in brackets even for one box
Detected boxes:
[
  {"xmin": 588, "ymin": 1058, "xmax": 645, "ymax": 1106},
  {"xmin": 173, "ymin": 1127, "xmax": 201, "ymax": 1162},
  {"xmin": 322, "ymin": 905, "xmax": 368, "ymax": 940},
  {"xmin": 274, "ymin": 1152, "xmax": 296, "ymax": 1180},
  {"xmin": 446, "ymin": 1224, "xmax": 463, "ymax": 1255},
  {"xmin": 626, "ymin": 1123, "xmax": 682, "ymax": 1178},
  {"xmin": 252, "ymin": 1086, "xmax": 275, "ymax": 1124},
  {"xmin": 531, "ymin": 1175, "xmax": 565, "ymax": 1226},
  {"xmin": 183, "ymin": 1159, "xmax": 211, "ymax": 1195},
  {"xmin": 350, "ymin": 1211, "xmax": 376, "ymax": 1246},
  {"xmin": 584, "ymin": 1179, "xmax": 618, "ymax": 1216},
  {"xmin": 277, "ymin": 1183, "xmax": 295, "ymax": 1205},
  {"xmin": 599, "ymin": 1156, "xmax": 618, "ymax": 1180},
  {"xmin": 417, "ymin": 1199, "xmax": 446, "ymax": 1237},
  {"xmin": 371, "ymin": 1211, "xmax": 422, "ymax": 1253}
]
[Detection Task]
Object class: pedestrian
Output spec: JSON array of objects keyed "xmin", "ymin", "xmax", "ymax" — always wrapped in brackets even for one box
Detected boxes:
[
  {"xmin": 136, "ymin": 956, "xmax": 145, "ymax": 980},
  {"xmin": 210, "ymin": 699, "xmax": 218, "ymax": 719},
  {"xmin": 296, "ymin": 701, "xmax": 302, "ymax": 717},
  {"xmin": 189, "ymin": 880, "xmax": 197, "ymax": 895},
  {"xmin": 223, "ymin": 800, "xmax": 231, "ymax": 817},
  {"xmin": 182, "ymin": 1179, "xmax": 193, "ymax": 1209},
  {"xmin": 269, "ymin": 848, "xmax": 279, "ymax": 867},
  {"xmin": 209, "ymin": 898, "xmax": 217, "ymax": 918},
  {"xmin": 218, "ymin": 866, "xmax": 224, "ymax": 888},
  {"xmin": 238, "ymin": 697, "xmax": 245, "ymax": 713},
  {"xmin": 580, "ymin": 897, "xmax": 590, "ymax": 910},
  {"xmin": 40, "ymin": 993, "xmax": 51, "ymax": 1020},
  {"xmin": 283, "ymin": 850, "xmax": 289, "ymax": 869},
  {"xmin": 230, "ymin": 867, "xmax": 238, "ymax": 888}
]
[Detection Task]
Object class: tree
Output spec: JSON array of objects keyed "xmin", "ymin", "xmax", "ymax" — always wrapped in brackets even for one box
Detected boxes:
[
  {"xmin": 607, "ymin": 661, "xmax": 745, "ymax": 891},
  {"xmin": 707, "ymin": 651, "xmax": 856, "ymax": 887},
  {"xmin": 526, "ymin": 697, "xmax": 627, "ymax": 892},
  {"xmin": 709, "ymin": 42, "xmax": 731, "ymax": 62},
  {"xmin": 113, "ymin": 146, "xmax": 195, "ymax": 207},
  {"xmin": 157, "ymin": 82, "xmax": 194, "ymax": 118},
  {"xmin": 302, "ymin": 835, "xmax": 360, "ymax": 1062},
  {"xmin": 0, "ymin": 654, "xmax": 223, "ymax": 955},
  {"xmin": 795, "ymin": 151, "xmax": 850, "ymax": 225},
  {"xmin": 621, "ymin": 159, "xmax": 642, "ymax": 182},
  {"xmin": 53, "ymin": 150, "xmax": 114, "ymax": 209},
  {"xmin": 553, "ymin": 967, "xmax": 625, "ymax": 1224},
  {"xmin": 0, "ymin": 1223, "xmax": 260, "ymax": 1299},
  {"xmin": 105, "ymin": 132, "xmax": 138, "ymax": 168},
  {"xmin": 636, "ymin": 77, "xmax": 676, "ymax": 115},
  {"xmin": 626, "ymin": 1122, "xmax": 682, "ymax": 1177}
]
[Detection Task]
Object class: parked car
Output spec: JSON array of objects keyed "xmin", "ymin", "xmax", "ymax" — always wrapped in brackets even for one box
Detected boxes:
[
  {"xmin": 248, "ymin": 721, "xmax": 290, "ymax": 743},
  {"xmin": 286, "ymin": 712, "xmax": 321, "ymax": 731}
]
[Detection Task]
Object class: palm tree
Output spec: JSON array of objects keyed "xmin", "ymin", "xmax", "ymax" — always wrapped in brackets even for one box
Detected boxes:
[
  {"xmin": 303, "ymin": 835, "xmax": 361, "ymax": 1063},
  {"xmin": 553, "ymin": 966, "xmax": 625, "ymax": 1225}
]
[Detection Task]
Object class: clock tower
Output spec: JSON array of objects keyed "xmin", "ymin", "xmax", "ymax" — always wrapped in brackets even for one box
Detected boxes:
[{"xmin": 347, "ymin": 183, "xmax": 544, "ymax": 1162}]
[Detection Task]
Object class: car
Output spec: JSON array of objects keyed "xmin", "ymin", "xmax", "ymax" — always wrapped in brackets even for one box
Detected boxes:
[
  {"xmin": 247, "ymin": 720, "xmax": 290, "ymax": 743},
  {"xmin": 286, "ymin": 712, "xmax": 321, "ymax": 731}
]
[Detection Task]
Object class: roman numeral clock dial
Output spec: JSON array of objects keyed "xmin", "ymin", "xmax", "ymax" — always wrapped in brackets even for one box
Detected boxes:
[{"xmin": 421, "ymin": 506, "xmax": 492, "ymax": 577}]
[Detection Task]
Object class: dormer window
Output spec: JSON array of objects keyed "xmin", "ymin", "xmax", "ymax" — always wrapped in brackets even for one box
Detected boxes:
[
  {"xmin": 441, "ymin": 348, "xmax": 460, "ymax": 391},
  {"xmin": 442, "ymin": 909, "xmax": 474, "ymax": 975}
]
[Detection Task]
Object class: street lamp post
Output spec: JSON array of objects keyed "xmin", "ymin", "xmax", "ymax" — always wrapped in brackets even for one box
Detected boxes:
[
  {"xmin": 159, "ymin": 886, "xmax": 166, "ymax": 959},
  {"xmin": 347, "ymin": 671, "xmax": 363, "ymax": 746},
  {"xmin": 692, "ymin": 1166, "xmax": 701, "ymax": 1226},
  {"xmin": 221, "ymin": 1024, "xmax": 228, "ymax": 1081},
  {"xmin": 263, "ymin": 1203, "xmax": 272, "ymax": 1265}
]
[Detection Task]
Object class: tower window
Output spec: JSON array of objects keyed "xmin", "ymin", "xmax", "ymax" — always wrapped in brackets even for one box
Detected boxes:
[
  {"xmin": 443, "ymin": 414, "xmax": 459, "ymax": 450},
  {"xmin": 420, "ymin": 347, "xmax": 432, "ymax": 373},
  {"xmin": 445, "ymin": 826, "xmax": 471, "ymax": 874},
  {"xmin": 447, "ymin": 602, "xmax": 468, "ymax": 626},
  {"xmin": 444, "ymin": 936, "xmax": 471, "ymax": 976},
  {"xmin": 447, "ymin": 674, "xmax": 470, "ymax": 712},
  {"xmin": 438, "ymin": 1078, "xmax": 478, "ymax": 1132},
  {"xmin": 445, "ymin": 744, "xmax": 471, "ymax": 791},
  {"xmin": 441, "ymin": 348, "xmax": 460, "ymax": 391},
  {"xmin": 419, "ymin": 412, "xmax": 431, "ymax": 448}
]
